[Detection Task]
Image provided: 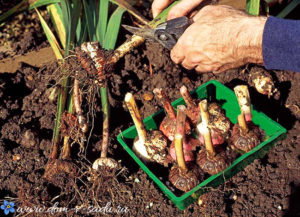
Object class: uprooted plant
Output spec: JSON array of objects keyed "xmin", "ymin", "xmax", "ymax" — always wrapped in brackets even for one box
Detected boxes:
[{"xmin": 33, "ymin": 0, "xmax": 180, "ymax": 181}]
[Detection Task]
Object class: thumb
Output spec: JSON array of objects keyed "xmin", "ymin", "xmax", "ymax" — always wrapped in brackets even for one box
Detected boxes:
[
  {"xmin": 152, "ymin": 0, "xmax": 174, "ymax": 18},
  {"xmin": 168, "ymin": 0, "xmax": 204, "ymax": 20}
]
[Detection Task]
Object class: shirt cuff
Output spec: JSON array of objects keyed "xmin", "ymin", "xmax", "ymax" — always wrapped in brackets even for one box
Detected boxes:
[{"xmin": 262, "ymin": 16, "xmax": 300, "ymax": 72}]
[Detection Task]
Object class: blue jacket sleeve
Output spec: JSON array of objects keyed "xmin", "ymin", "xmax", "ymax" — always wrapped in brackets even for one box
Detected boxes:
[{"xmin": 262, "ymin": 16, "xmax": 300, "ymax": 72}]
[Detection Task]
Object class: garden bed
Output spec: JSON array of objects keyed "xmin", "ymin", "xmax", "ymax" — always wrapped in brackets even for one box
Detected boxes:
[{"xmin": 0, "ymin": 2, "xmax": 300, "ymax": 216}]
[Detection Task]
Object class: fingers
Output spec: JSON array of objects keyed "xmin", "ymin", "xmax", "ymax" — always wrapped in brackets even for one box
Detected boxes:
[
  {"xmin": 213, "ymin": 62, "xmax": 245, "ymax": 74},
  {"xmin": 167, "ymin": 0, "xmax": 204, "ymax": 20},
  {"xmin": 192, "ymin": 5, "xmax": 242, "ymax": 21},
  {"xmin": 152, "ymin": 0, "xmax": 174, "ymax": 18},
  {"xmin": 170, "ymin": 47, "xmax": 184, "ymax": 65}
]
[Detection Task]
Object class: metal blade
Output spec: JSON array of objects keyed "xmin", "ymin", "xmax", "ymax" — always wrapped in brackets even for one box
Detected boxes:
[{"xmin": 122, "ymin": 25, "xmax": 156, "ymax": 40}]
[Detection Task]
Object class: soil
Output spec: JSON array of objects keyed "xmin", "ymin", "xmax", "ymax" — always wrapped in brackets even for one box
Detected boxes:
[{"xmin": 0, "ymin": 2, "xmax": 300, "ymax": 217}]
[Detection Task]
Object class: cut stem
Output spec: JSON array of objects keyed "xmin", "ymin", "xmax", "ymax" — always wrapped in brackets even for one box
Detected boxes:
[
  {"xmin": 61, "ymin": 136, "xmax": 71, "ymax": 159},
  {"xmin": 153, "ymin": 88, "xmax": 176, "ymax": 119},
  {"xmin": 73, "ymin": 75, "xmax": 88, "ymax": 133},
  {"xmin": 125, "ymin": 93, "xmax": 147, "ymax": 142},
  {"xmin": 107, "ymin": 1, "xmax": 180, "ymax": 66},
  {"xmin": 175, "ymin": 105, "xmax": 188, "ymax": 172},
  {"xmin": 234, "ymin": 85, "xmax": 252, "ymax": 122},
  {"xmin": 180, "ymin": 86, "xmax": 196, "ymax": 108},
  {"xmin": 198, "ymin": 100, "xmax": 215, "ymax": 157},
  {"xmin": 107, "ymin": 35, "xmax": 145, "ymax": 65},
  {"xmin": 237, "ymin": 113, "xmax": 248, "ymax": 132}
]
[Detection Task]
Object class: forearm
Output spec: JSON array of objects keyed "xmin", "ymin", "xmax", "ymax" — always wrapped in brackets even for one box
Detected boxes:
[{"xmin": 263, "ymin": 17, "xmax": 300, "ymax": 72}]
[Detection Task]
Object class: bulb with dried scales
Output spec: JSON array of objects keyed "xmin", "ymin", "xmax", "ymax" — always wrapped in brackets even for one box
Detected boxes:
[
  {"xmin": 231, "ymin": 85, "xmax": 262, "ymax": 152},
  {"xmin": 196, "ymin": 100, "xmax": 229, "ymax": 175},
  {"xmin": 153, "ymin": 88, "xmax": 191, "ymax": 141},
  {"xmin": 169, "ymin": 105, "xmax": 203, "ymax": 192},
  {"xmin": 198, "ymin": 102, "xmax": 231, "ymax": 146},
  {"xmin": 249, "ymin": 69, "xmax": 277, "ymax": 97},
  {"xmin": 125, "ymin": 93, "xmax": 168, "ymax": 166},
  {"xmin": 180, "ymin": 86, "xmax": 230, "ymax": 145}
]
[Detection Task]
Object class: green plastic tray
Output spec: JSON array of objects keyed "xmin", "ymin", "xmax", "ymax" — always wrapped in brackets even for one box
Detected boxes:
[{"xmin": 117, "ymin": 80, "xmax": 287, "ymax": 210}]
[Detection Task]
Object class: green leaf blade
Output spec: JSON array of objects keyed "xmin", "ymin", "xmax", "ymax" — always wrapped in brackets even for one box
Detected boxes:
[
  {"xmin": 103, "ymin": 7, "xmax": 125, "ymax": 50},
  {"xmin": 35, "ymin": 8, "xmax": 63, "ymax": 59},
  {"xmin": 83, "ymin": 0, "xmax": 97, "ymax": 41},
  {"xmin": 60, "ymin": 0, "xmax": 72, "ymax": 56},
  {"xmin": 97, "ymin": 0, "xmax": 109, "ymax": 46},
  {"xmin": 246, "ymin": 0, "xmax": 260, "ymax": 16}
]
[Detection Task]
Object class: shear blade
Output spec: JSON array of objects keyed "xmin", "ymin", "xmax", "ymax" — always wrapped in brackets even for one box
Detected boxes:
[{"xmin": 122, "ymin": 25, "xmax": 156, "ymax": 40}]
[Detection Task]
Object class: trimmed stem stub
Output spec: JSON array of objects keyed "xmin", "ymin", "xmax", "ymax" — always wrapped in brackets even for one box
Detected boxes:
[
  {"xmin": 234, "ymin": 85, "xmax": 252, "ymax": 122},
  {"xmin": 73, "ymin": 77, "xmax": 88, "ymax": 133},
  {"xmin": 237, "ymin": 114, "xmax": 248, "ymax": 132},
  {"xmin": 125, "ymin": 93, "xmax": 147, "ymax": 142},
  {"xmin": 61, "ymin": 136, "xmax": 71, "ymax": 160},
  {"xmin": 175, "ymin": 105, "xmax": 188, "ymax": 172},
  {"xmin": 180, "ymin": 85, "xmax": 196, "ymax": 108},
  {"xmin": 197, "ymin": 100, "xmax": 215, "ymax": 157},
  {"xmin": 153, "ymin": 88, "xmax": 176, "ymax": 119},
  {"xmin": 107, "ymin": 35, "xmax": 145, "ymax": 65}
]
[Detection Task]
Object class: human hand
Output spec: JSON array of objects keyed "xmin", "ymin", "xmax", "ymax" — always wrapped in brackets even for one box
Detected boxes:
[
  {"xmin": 170, "ymin": 5, "xmax": 267, "ymax": 73},
  {"xmin": 152, "ymin": 0, "xmax": 204, "ymax": 19}
]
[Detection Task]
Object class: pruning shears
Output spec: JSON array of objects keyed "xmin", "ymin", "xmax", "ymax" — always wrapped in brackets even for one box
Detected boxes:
[{"xmin": 122, "ymin": 16, "xmax": 193, "ymax": 50}]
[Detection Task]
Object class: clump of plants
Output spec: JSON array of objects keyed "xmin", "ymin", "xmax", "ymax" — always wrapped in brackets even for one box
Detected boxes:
[{"xmin": 29, "ymin": 0, "xmax": 180, "ymax": 181}]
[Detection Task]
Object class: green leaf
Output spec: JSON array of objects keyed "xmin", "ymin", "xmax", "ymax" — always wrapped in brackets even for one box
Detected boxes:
[
  {"xmin": 60, "ymin": 0, "xmax": 72, "ymax": 56},
  {"xmin": 53, "ymin": 76, "xmax": 69, "ymax": 144},
  {"xmin": 97, "ymin": 0, "xmax": 109, "ymax": 45},
  {"xmin": 246, "ymin": 0, "xmax": 260, "ymax": 16},
  {"xmin": 100, "ymin": 87, "xmax": 109, "ymax": 118},
  {"xmin": 104, "ymin": 7, "xmax": 125, "ymax": 50},
  {"xmin": 70, "ymin": 0, "xmax": 81, "ymax": 44},
  {"xmin": 82, "ymin": 0, "xmax": 96, "ymax": 41},
  {"xmin": 110, "ymin": 0, "xmax": 149, "ymax": 25},
  {"xmin": 149, "ymin": 1, "xmax": 179, "ymax": 28},
  {"xmin": 29, "ymin": 0, "xmax": 60, "ymax": 9},
  {"xmin": 90, "ymin": 0, "xmax": 97, "ymax": 34},
  {"xmin": 35, "ymin": 8, "xmax": 63, "ymax": 59},
  {"xmin": 76, "ymin": 17, "xmax": 88, "ymax": 45},
  {"xmin": 67, "ymin": 88, "xmax": 74, "ymax": 114},
  {"xmin": 47, "ymin": 3, "xmax": 66, "ymax": 49},
  {"xmin": 277, "ymin": 0, "xmax": 300, "ymax": 18}
]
